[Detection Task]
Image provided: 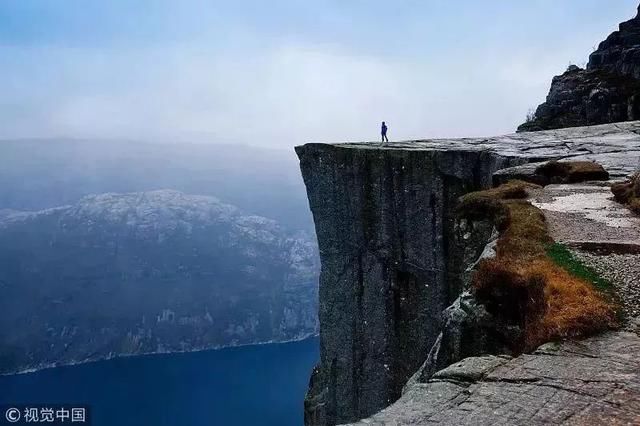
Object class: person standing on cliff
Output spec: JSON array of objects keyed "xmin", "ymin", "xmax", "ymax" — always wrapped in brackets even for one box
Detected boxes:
[{"xmin": 381, "ymin": 121, "xmax": 389, "ymax": 143}]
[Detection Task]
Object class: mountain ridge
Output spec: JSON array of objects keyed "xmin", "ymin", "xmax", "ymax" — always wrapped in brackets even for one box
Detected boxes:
[
  {"xmin": 0, "ymin": 189, "xmax": 319, "ymax": 374},
  {"xmin": 519, "ymin": 4, "xmax": 640, "ymax": 131}
]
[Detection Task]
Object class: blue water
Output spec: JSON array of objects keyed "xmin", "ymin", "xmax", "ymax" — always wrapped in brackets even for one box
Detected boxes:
[{"xmin": 0, "ymin": 337, "xmax": 319, "ymax": 426}]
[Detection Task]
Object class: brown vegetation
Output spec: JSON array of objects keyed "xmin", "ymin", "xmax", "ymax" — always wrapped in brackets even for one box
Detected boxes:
[
  {"xmin": 531, "ymin": 259, "xmax": 615, "ymax": 343},
  {"xmin": 458, "ymin": 180, "xmax": 539, "ymax": 227},
  {"xmin": 459, "ymin": 181, "xmax": 618, "ymax": 352},
  {"xmin": 535, "ymin": 161, "xmax": 610, "ymax": 184},
  {"xmin": 611, "ymin": 172, "xmax": 640, "ymax": 215}
]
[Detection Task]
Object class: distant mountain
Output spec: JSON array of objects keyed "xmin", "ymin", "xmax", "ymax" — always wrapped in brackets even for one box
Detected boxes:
[
  {"xmin": 0, "ymin": 139, "xmax": 313, "ymax": 231},
  {"xmin": 0, "ymin": 190, "xmax": 319, "ymax": 374},
  {"xmin": 519, "ymin": 3, "xmax": 640, "ymax": 131}
]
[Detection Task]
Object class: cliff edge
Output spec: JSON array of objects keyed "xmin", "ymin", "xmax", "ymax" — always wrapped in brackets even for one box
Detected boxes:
[{"xmin": 297, "ymin": 122, "xmax": 640, "ymax": 425}]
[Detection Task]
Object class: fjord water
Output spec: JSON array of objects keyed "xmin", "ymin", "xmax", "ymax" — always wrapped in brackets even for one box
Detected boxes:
[{"xmin": 0, "ymin": 337, "xmax": 319, "ymax": 426}]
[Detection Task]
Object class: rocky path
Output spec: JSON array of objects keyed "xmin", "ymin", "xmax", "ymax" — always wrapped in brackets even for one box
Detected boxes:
[
  {"xmin": 531, "ymin": 183, "xmax": 640, "ymax": 324},
  {"xmin": 531, "ymin": 183, "xmax": 640, "ymax": 248},
  {"xmin": 573, "ymin": 251, "xmax": 640, "ymax": 323}
]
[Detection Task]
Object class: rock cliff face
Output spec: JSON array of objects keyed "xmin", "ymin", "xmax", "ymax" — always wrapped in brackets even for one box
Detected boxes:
[
  {"xmin": 296, "ymin": 145, "xmax": 525, "ymax": 425},
  {"xmin": 297, "ymin": 122, "xmax": 640, "ymax": 425},
  {"xmin": 519, "ymin": 4, "xmax": 640, "ymax": 132},
  {"xmin": 589, "ymin": 5, "xmax": 640, "ymax": 79}
]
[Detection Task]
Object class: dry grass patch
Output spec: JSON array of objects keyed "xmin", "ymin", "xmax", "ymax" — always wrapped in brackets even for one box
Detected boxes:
[
  {"xmin": 530, "ymin": 259, "xmax": 616, "ymax": 343},
  {"xmin": 611, "ymin": 172, "xmax": 640, "ymax": 215},
  {"xmin": 462, "ymin": 180, "xmax": 541, "ymax": 202},
  {"xmin": 458, "ymin": 180, "xmax": 540, "ymax": 227},
  {"xmin": 535, "ymin": 161, "xmax": 609, "ymax": 184},
  {"xmin": 461, "ymin": 181, "xmax": 618, "ymax": 352},
  {"xmin": 473, "ymin": 258, "xmax": 546, "ymax": 349},
  {"xmin": 495, "ymin": 200, "xmax": 549, "ymax": 258}
]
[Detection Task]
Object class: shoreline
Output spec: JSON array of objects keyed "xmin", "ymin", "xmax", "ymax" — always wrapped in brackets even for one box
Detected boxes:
[{"xmin": 1, "ymin": 332, "xmax": 319, "ymax": 377}]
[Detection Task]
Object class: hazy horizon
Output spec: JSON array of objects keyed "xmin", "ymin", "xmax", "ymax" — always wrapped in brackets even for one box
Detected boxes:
[{"xmin": 1, "ymin": 0, "xmax": 638, "ymax": 148}]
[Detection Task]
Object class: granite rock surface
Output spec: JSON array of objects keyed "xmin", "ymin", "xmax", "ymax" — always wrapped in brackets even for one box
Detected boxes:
[{"xmin": 346, "ymin": 332, "xmax": 640, "ymax": 426}]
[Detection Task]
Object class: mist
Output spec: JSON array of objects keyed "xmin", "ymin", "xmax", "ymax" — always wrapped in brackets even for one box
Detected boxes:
[{"xmin": 0, "ymin": 0, "xmax": 638, "ymax": 147}]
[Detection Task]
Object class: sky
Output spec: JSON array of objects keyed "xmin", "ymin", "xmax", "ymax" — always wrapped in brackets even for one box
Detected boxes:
[{"xmin": 0, "ymin": 0, "xmax": 638, "ymax": 148}]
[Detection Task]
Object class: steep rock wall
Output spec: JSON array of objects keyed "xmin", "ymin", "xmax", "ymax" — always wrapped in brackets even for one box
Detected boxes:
[
  {"xmin": 296, "ymin": 145, "xmax": 524, "ymax": 425},
  {"xmin": 518, "ymin": 3, "xmax": 640, "ymax": 132},
  {"xmin": 589, "ymin": 4, "xmax": 640, "ymax": 79}
]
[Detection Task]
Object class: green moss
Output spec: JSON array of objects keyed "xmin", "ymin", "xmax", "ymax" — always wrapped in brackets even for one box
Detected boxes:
[{"xmin": 546, "ymin": 243, "xmax": 612, "ymax": 292}]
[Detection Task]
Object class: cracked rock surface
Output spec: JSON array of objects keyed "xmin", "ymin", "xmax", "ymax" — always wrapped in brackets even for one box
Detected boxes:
[{"xmin": 346, "ymin": 332, "xmax": 640, "ymax": 425}]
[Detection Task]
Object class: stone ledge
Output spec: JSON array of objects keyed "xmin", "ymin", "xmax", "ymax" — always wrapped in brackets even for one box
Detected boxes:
[{"xmin": 345, "ymin": 332, "xmax": 640, "ymax": 426}]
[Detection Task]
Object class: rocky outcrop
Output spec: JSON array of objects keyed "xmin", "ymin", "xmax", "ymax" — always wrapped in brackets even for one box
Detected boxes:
[
  {"xmin": 403, "ymin": 230, "xmax": 523, "ymax": 387},
  {"xmin": 589, "ymin": 5, "xmax": 640, "ymax": 79},
  {"xmin": 297, "ymin": 122, "xmax": 640, "ymax": 426},
  {"xmin": 519, "ymin": 4, "xmax": 640, "ymax": 132},
  {"xmin": 296, "ymin": 146, "xmax": 523, "ymax": 425},
  {"xmin": 518, "ymin": 66, "xmax": 640, "ymax": 132},
  {"xmin": 346, "ymin": 331, "xmax": 640, "ymax": 425}
]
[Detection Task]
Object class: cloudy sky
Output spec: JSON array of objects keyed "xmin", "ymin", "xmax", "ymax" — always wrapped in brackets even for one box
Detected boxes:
[{"xmin": 0, "ymin": 0, "xmax": 638, "ymax": 148}]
